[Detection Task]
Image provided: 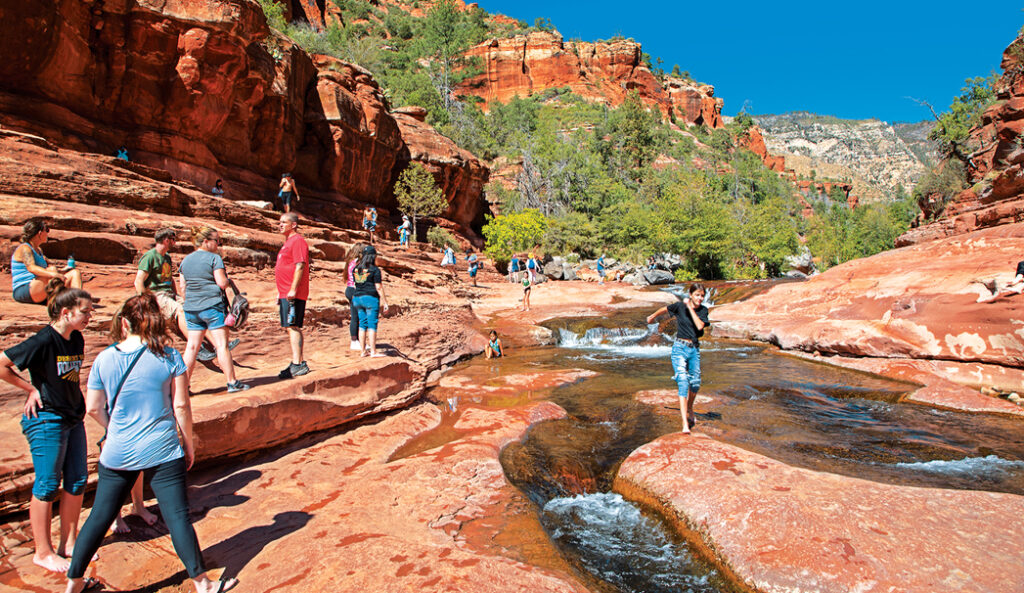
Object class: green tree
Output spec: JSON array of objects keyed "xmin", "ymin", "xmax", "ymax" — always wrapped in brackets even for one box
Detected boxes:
[
  {"xmin": 482, "ymin": 210, "xmax": 548, "ymax": 263},
  {"xmin": 927, "ymin": 74, "xmax": 998, "ymax": 165},
  {"xmin": 394, "ymin": 162, "xmax": 448, "ymax": 235}
]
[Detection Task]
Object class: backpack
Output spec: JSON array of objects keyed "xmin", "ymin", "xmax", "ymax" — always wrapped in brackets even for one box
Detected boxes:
[{"xmin": 226, "ymin": 292, "xmax": 250, "ymax": 330}]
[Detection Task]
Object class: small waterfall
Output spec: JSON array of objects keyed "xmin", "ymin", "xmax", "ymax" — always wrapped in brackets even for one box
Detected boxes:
[{"xmin": 556, "ymin": 324, "xmax": 670, "ymax": 358}]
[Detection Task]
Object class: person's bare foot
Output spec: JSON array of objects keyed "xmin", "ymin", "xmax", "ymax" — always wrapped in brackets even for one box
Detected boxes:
[
  {"xmin": 131, "ymin": 505, "xmax": 158, "ymax": 526},
  {"xmin": 112, "ymin": 515, "xmax": 131, "ymax": 534},
  {"xmin": 33, "ymin": 552, "xmax": 70, "ymax": 573}
]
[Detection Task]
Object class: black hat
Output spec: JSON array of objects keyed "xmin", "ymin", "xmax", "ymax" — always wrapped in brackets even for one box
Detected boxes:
[{"xmin": 363, "ymin": 245, "xmax": 377, "ymax": 255}]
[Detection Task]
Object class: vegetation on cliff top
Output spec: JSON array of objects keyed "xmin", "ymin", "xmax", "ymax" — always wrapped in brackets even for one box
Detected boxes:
[{"xmin": 259, "ymin": 0, "xmax": 916, "ymax": 279}]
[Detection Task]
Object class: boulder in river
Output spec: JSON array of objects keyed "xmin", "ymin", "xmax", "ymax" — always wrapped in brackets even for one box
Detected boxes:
[{"xmin": 643, "ymin": 269, "xmax": 675, "ymax": 285}]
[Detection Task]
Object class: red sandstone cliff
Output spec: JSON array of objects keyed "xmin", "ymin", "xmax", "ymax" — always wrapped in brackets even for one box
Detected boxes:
[
  {"xmin": 0, "ymin": 0, "xmax": 488, "ymax": 234},
  {"xmin": 456, "ymin": 32, "xmax": 724, "ymax": 128},
  {"xmin": 897, "ymin": 35, "xmax": 1024, "ymax": 246}
]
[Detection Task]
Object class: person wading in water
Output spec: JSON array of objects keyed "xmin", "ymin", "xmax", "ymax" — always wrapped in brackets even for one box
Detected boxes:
[{"xmin": 647, "ymin": 284, "xmax": 710, "ymax": 434}]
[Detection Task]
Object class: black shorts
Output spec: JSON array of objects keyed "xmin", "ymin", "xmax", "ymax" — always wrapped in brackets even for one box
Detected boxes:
[
  {"xmin": 280, "ymin": 191, "xmax": 294, "ymax": 207},
  {"xmin": 279, "ymin": 298, "xmax": 306, "ymax": 328}
]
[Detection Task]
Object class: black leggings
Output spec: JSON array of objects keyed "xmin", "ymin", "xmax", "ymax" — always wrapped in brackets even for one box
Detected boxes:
[
  {"xmin": 346, "ymin": 286, "xmax": 360, "ymax": 340},
  {"xmin": 68, "ymin": 458, "xmax": 205, "ymax": 579}
]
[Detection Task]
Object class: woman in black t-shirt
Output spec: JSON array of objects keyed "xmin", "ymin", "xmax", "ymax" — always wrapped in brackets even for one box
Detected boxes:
[
  {"xmin": 647, "ymin": 283, "xmax": 710, "ymax": 434},
  {"xmin": 0, "ymin": 281, "xmax": 93, "ymax": 575},
  {"xmin": 351, "ymin": 246, "xmax": 390, "ymax": 357}
]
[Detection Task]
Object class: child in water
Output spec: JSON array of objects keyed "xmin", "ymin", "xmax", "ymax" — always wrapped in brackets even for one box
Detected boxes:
[
  {"xmin": 522, "ymin": 274, "xmax": 531, "ymax": 311},
  {"xmin": 485, "ymin": 330, "xmax": 503, "ymax": 359}
]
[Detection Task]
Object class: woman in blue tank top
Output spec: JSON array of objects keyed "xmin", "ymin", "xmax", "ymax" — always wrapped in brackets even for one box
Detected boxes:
[{"xmin": 11, "ymin": 220, "xmax": 83, "ymax": 305}]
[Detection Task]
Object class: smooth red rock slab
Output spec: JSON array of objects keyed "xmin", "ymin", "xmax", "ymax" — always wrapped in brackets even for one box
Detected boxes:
[
  {"xmin": 2, "ymin": 393, "xmax": 590, "ymax": 593},
  {"xmin": 615, "ymin": 435, "xmax": 1024, "ymax": 593},
  {"xmin": 782, "ymin": 352, "xmax": 1024, "ymax": 416},
  {"xmin": 713, "ymin": 223, "xmax": 1024, "ymax": 372},
  {"xmin": 634, "ymin": 389, "xmax": 717, "ymax": 408}
]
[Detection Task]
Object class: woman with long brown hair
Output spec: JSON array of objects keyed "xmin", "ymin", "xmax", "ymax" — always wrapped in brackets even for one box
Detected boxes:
[
  {"xmin": 0, "ymin": 280, "xmax": 93, "ymax": 573},
  {"xmin": 345, "ymin": 242, "xmax": 365, "ymax": 351},
  {"xmin": 64, "ymin": 293, "xmax": 236, "ymax": 593}
]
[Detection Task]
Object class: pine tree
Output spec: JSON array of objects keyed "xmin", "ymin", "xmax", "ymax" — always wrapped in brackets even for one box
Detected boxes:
[{"xmin": 395, "ymin": 163, "xmax": 448, "ymax": 238}]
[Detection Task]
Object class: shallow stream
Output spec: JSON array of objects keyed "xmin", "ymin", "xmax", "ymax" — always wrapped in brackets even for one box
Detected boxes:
[{"xmin": 428, "ymin": 289, "xmax": 1024, "ymax": 593}]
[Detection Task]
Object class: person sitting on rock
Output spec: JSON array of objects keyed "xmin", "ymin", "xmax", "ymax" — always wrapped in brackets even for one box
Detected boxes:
[
  {"xmin": 11, "ymin": 219, "xmax": 84, "ymax": 306},
  {"xmin": 362, "ymin": 206, "xmax": 378, "ymax": 244},
  {"xmin": 179, "ymin": 226, "xmax": 248, "ymax": 393},
  {"xmin": 485, "ymin": 330, "xmax": 503, "ymax": 359},
  {"xmin": 278, "ymin": 173, "xmax": 299, "ymax": 214},
  {"xmin": 977, "ymin": 260, "xmax": 1024, "ymax": 302},
  {"xmin": 398, "ymin": 215, "xmax": 411, "ymax": 249},
  {"xmin": 211, "ymin": 179, "xmax": 225, "ymax": 197},
  {"xmin": 116, "ymin": 147, "xmax": 129, "ymax": 161}
]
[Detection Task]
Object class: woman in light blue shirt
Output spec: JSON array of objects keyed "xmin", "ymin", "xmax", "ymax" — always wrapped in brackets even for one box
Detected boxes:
[{"xmin": 65, "ymin": 294, "xmax": 235, "ymax": 593}]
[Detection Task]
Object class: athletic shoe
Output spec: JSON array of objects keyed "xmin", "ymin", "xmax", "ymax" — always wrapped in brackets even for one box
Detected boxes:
[
  {"xmin": 196, "ymin": 346, "xmax": 216, "ymax": 362},
  {"xmin": 290, "ymin": 361, "xmax": 310, "ymax": 377},
  {"xmin": 350, "ymin": 340, "xmax": 361, "ymax": 351},
  {"xmin": 226, "ymin": 381, "xmax": 250, "ymax": 393},
  {"xmin": 278, "ymin": 365, "xmax": 293, "ymax": 380}
]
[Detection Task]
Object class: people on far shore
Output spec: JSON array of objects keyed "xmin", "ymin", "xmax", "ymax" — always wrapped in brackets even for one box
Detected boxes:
[
  {"xmin": 66, "ymin": 293, "xmax": 237, "ymax": 593},
  {"xmin": 526, "ymin": 253, "xmax": 538, "ymax": 283},
  {"xmin": 509, "ymin": 254, "xmax": 521, "ymax": 283},
  {"xmin": 211, "ymin": 179, "xmax": 225, "ymax": 197},
  {"xmin": 11, "ymin": 219, "xmax": 84, "ymax": 305},
  {"xmin": 352, "ymin": 245, "xmax": 389, "ymax": 357},
  {"xmin": 467, "ymin": 252, "xmax": 479, "ymax": 287},
  {"xmin": 276, "ymin": 213, "xmax": 310, "ymax": 380},
  {"xmin": 0, "ymin": 281, "xmax": 93, "ymax": 574},
  {"xmin": 345, "ymin": 243, "xmax": 366, "ymax": 351},
  {"xmin": 441, "ymin": 244, "xmax": 456, "ymax": 267},
  {"xmin": 398, "ymin": 215, "xmax": 411, "ymax": 249},
  {"xmin": 485, "ymin": 330, "xmax": 503, "ymax": 359},
  {"xmin": 179, "ymin": 227, "xmax": 248, "ymax": 393},
  {"xmin": 278, "ymin": 173, "xmax": 299, "ymax": 214},
  {"xmin": 522, "ymin": 273, "xmax": 532, "ymax": 312},
  {"xmin": 647, "ymin": 283, "xmax": 710, "ymax": 434},
  {"xmin": 597, "ymin": 254, "xmax": 607, "ymax": 285},
  {"xmin": 362, "ymin": 206, "xmax": 377, "ymax": 244}
]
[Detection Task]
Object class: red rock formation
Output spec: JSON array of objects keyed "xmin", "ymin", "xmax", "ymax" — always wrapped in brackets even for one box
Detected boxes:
[
  {"xmin": 456, "ymin": 32, "xmax": 724, "ymax": 128},
  {"xmin": 616, "ymin": 435, "xmax": 1024, "ymax": 593},
  {"xmin": 898, "ymin": 35, "xmax": 1024, "ymax": 245},
  {"xmin": 277, "ymin": 0, "xmax": 343, "ymax": 30},
  {"xmin": 0, "ymin": 0, "xmax": 488, "ymax": 234}
]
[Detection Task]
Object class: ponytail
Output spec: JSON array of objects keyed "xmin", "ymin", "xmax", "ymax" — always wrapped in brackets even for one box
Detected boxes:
[
  {"xmin": 191, "ymin": 226, "xmax": 217, "ymax": 246},
  {"xmin": 109, "ymin": 293, "xmax": 170, "ymax": 356},
  {"xmin": 46, "ymin": 279, "xmax": 91, "ymax": 321}
]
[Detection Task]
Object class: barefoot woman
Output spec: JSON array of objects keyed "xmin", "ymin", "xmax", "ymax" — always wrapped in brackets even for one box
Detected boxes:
[{"xmin": 647, "ymin": 284, "xmax": 710, "ymax": 433}]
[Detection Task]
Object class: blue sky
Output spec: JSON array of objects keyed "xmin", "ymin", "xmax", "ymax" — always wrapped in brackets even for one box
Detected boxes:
[{"xmin": 475, "ymin": 1, "xmax": 1023, "ymax": 123}]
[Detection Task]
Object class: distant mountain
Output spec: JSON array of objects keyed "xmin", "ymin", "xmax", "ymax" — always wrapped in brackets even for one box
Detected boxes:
[{"xmin": 752, "ymin": 112, "xmax": 934, "ymax": 201}]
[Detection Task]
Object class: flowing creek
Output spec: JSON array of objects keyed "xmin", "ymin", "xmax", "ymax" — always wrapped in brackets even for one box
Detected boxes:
[{"xmin": 418, "ymin": 285, "xmax": 1024, "ymax": 593}]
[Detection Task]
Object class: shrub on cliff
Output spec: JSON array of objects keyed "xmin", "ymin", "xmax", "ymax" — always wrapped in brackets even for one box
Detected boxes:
[
  {"xmin": 427, "ymin": 226, "xmax": 460, "ymax": 250},
  {"xmin": 482, "ymin": 210, "xmax": 548, "ymax": 263},
  {"xmin": 927, "ymin": 74, "xmax": 998, "ymax": 165}
]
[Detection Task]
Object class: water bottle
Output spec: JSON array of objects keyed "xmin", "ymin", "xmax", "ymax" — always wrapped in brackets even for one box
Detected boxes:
[
  {"xmin": 286, "ymin": 300, "xmax": 296, "ymax": 326},
  {"xmin": 66, "ymin": 255, "xmax": 76, "ymax": 269}
]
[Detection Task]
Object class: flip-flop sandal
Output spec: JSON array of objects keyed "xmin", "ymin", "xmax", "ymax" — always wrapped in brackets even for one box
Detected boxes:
[
  {"xmin": 214, "ymin": 578, "xmax": 239, "ymax": 593},
  {"xmin": 81, "ymin": 577, "xmax": 102, "ymax": 591}
]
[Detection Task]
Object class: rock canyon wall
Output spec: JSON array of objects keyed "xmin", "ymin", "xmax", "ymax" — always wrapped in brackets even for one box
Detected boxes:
[
  {"xmin": 456, "ymin": 32, "xmax": 724, "ymax": 128},
  {"xmin": 0, "ymin": 0, "xmax": 488, "ymax": 234}
]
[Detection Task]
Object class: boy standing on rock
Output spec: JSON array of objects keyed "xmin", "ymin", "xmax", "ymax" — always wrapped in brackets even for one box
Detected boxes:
[
  {"xmin": 278, "ymin": 173, "xmax": 299, "ymax": 214},
  {"xmin": 647, "ymin": 284, "xmax": 710, "ymax": 434},
  {"xmin": 276, "ymin": 213, "xmax": 310, "ymax": 379}
]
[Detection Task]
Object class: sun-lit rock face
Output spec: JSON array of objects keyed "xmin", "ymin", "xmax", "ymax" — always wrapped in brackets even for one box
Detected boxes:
[
  {"xmin": 898, "ymin": 35, "xmax": 1024, "ymax": 246},
  {"xmin": 456, "ymin": 32, "xmax": 724, "ymax": 128},
  {"xmin": 0, "ymin": 0, "xmax": 488, "ymax": 233}
]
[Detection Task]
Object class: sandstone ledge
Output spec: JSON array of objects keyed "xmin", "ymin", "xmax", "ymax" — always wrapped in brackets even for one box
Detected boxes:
[{"xmin": 614, "ymin": 435, "xmax": 1024, "ymax": 593}]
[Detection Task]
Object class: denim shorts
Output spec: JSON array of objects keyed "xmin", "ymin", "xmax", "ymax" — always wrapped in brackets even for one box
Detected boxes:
[
  {"xmin": 13, "ymin": 283, "xmax": 42, "ymax": 305},
  {"xmin": 671, "ymin": 340, "xmax": 702, "ymax": 395},
  {"xmin": 352, "ymin": 294, "xmax": 380, "ymax": 330},
  {"xmin": 185, "ymin": 305, "xmax": 226, "ymax": 331},
  {"xmin": 21, "ymin": 411, "xmax": 88, "ymax": 501}
]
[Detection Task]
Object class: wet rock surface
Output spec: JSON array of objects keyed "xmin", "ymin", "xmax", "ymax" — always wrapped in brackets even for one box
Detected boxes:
[{"xmin": 615, "ymin": 435, "xmax": 1024, "ymax": 593}]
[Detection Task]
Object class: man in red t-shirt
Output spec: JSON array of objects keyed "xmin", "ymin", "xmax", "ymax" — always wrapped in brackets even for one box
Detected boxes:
[{"xmin": 276, "ymin": 213, "xmax": 310, "ymax": 379}]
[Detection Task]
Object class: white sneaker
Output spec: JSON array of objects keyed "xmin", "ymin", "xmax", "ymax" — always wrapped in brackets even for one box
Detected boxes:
[{"xmin": 350, "ymin": 340, "xmax": 361, "ymax": 351}]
